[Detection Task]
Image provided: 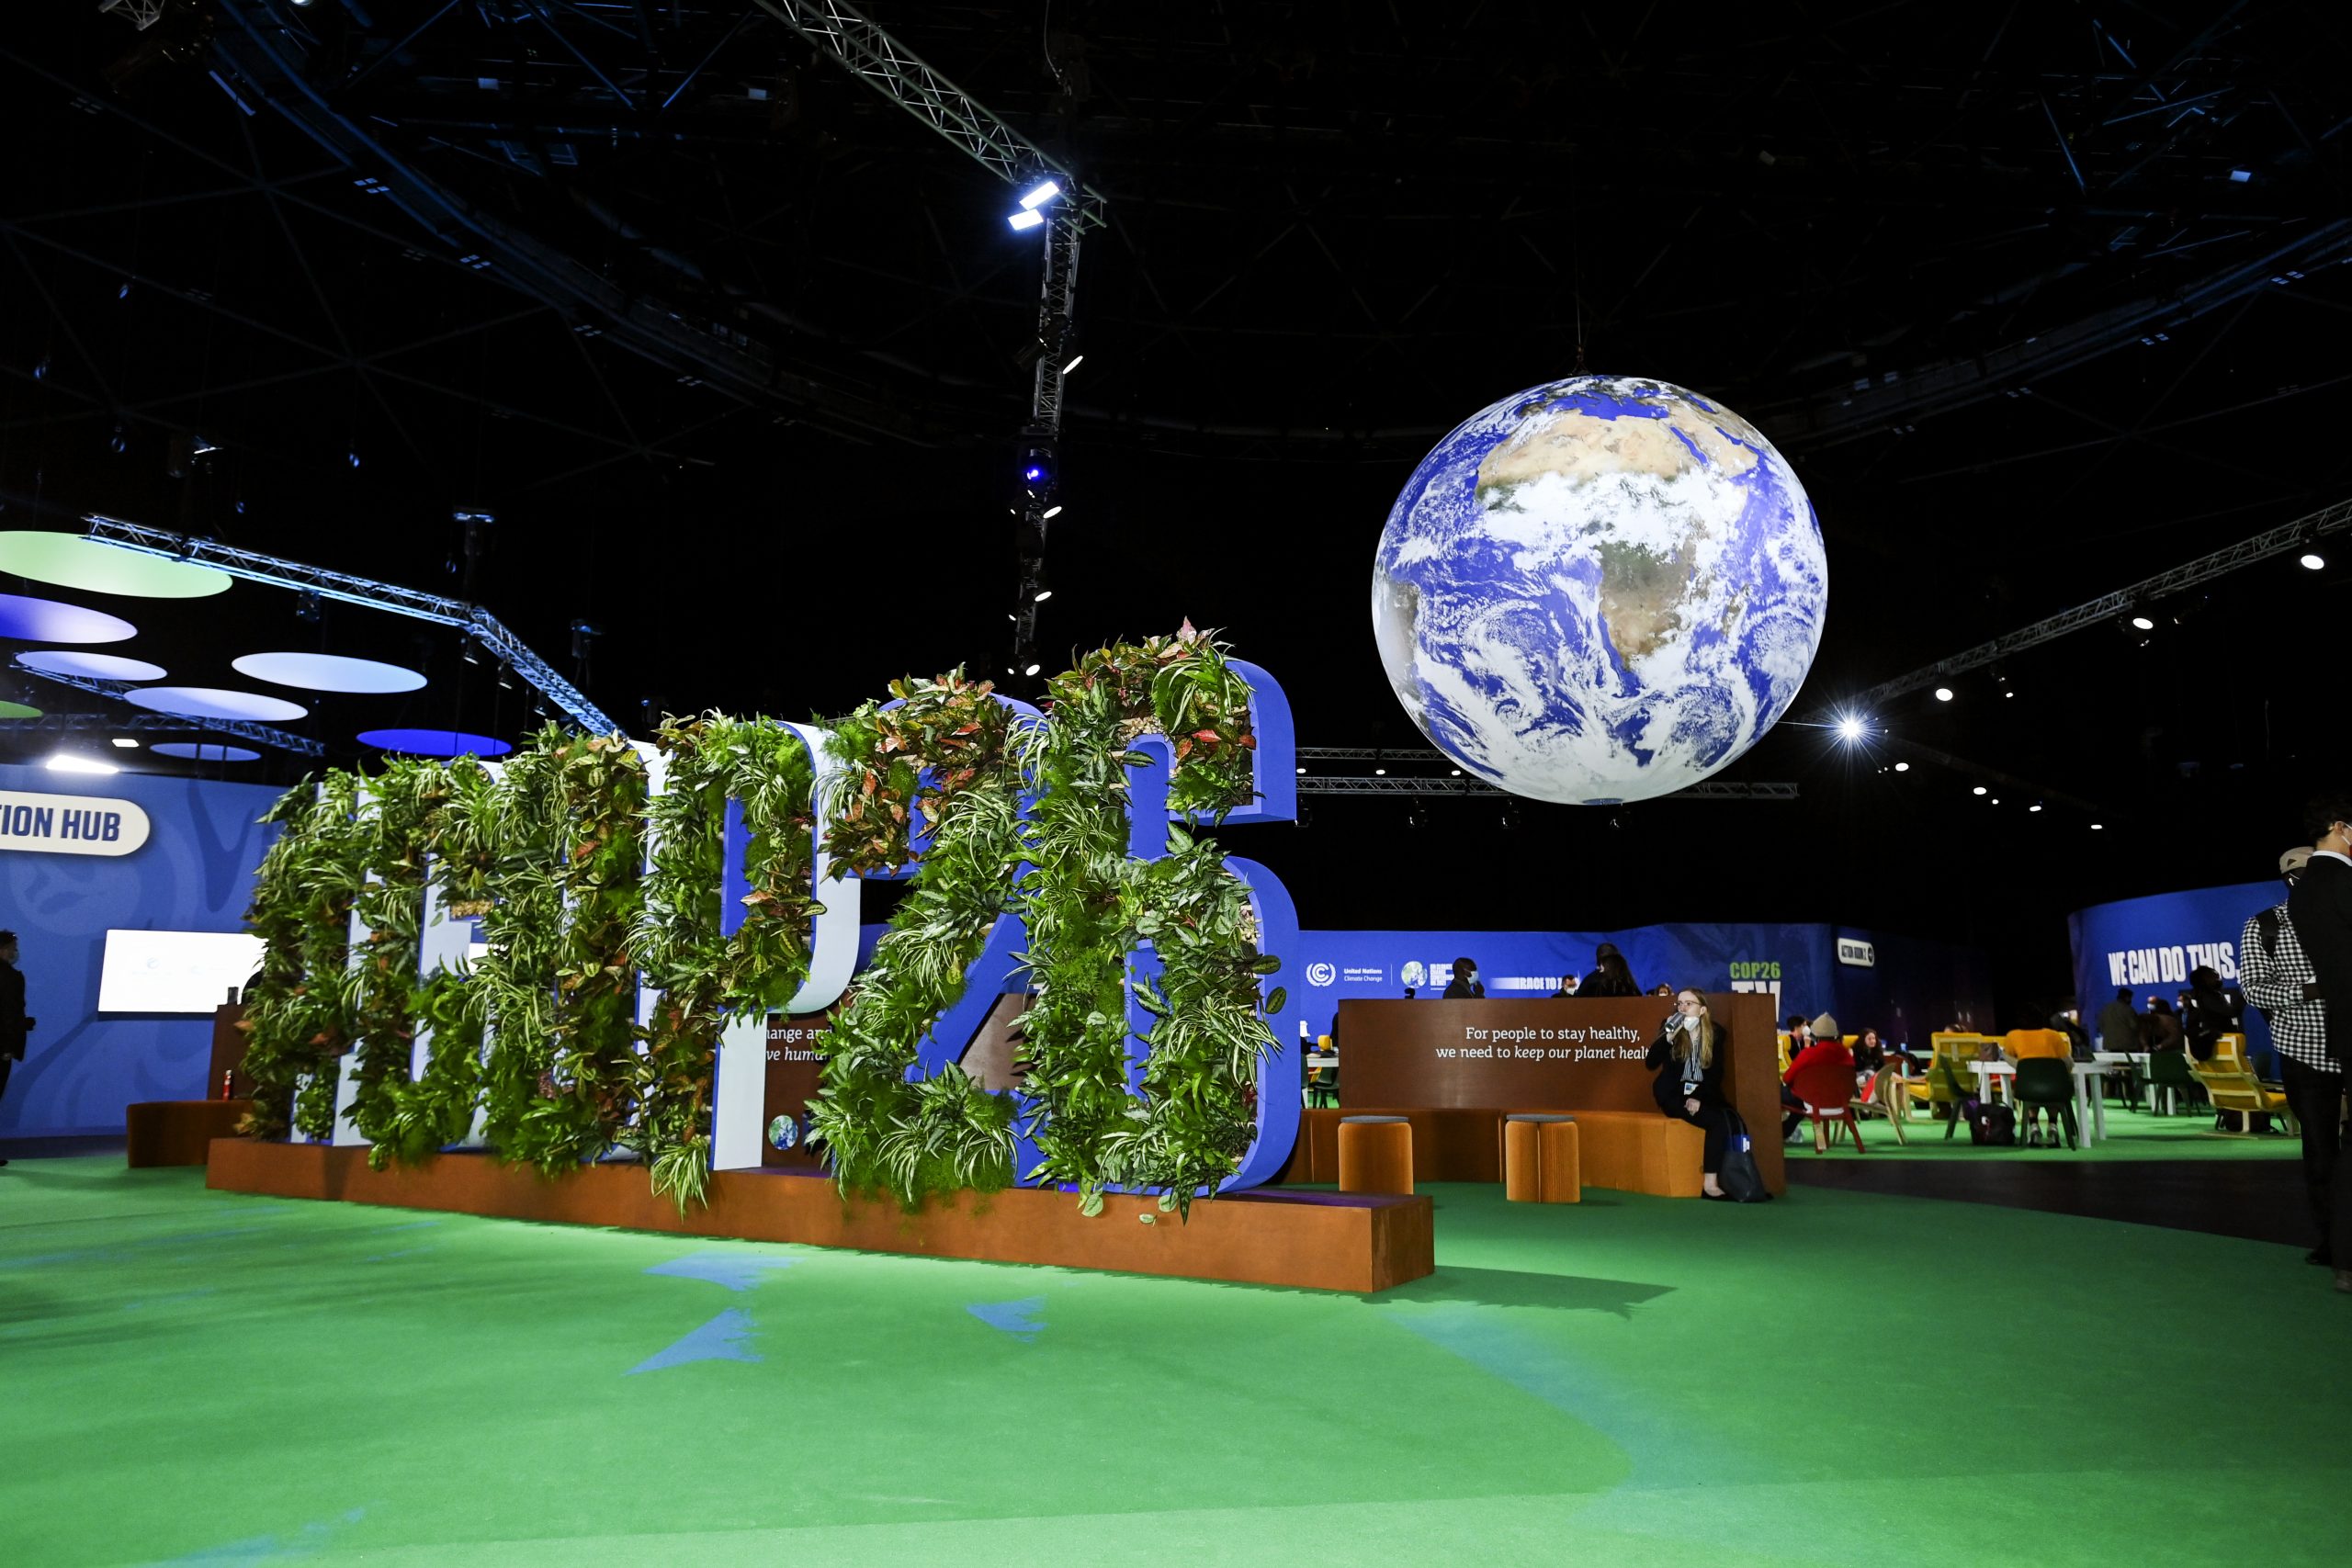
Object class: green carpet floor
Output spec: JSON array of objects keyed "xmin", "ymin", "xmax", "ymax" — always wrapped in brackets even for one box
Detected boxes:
[
  {"xmin": 1794, "ymin": 1102, "xmax": 2308, "ymax": 1161},
  {"xmin": 5, "ymin": 1156, "xmax": 2346, "ymax": 1566}
]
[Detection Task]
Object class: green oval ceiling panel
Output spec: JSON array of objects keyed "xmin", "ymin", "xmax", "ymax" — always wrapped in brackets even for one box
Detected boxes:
[{"xmin": 0, "ymin": 531, "xmax": 232, "ymax": 598}]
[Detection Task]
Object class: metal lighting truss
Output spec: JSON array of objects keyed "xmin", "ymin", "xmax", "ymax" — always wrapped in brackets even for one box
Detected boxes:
[
  {"xmin": 1850, "ymin": 493, "xmax": 2352, "ymax": 708},
  {"xmin": 6, "ymin": 671, "xmax": 323, "ymax": 757},
  {"xmin": 752, "ymin": 1, "xmax": 1102, "ymax": 224},
  {"xmin": 752, "ymin": 0, "xmax": 1102, "ymax": 671},
  {"xmin": 80, "ymin": 514, "xmax": 622, "ymax": 735},
  {"xmin": 1292, "ymin": 751, "xmax": 1794, "ymax": 800}
]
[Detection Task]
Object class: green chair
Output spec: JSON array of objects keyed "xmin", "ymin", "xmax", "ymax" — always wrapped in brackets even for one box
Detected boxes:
[
  {"xmin": 2011, "ymin": 1058, "xmax": 2078, "ymax": 1148},
  {"xmin": 2145, "ymin": 1050, "xmax": 2197, "ymax": 1116},
  {"xmin": 1934, "ymin": 1057, "xmax": 1977, "ymax": 1141},
  {"xmin": 1305, "ymin": 1059, "xmax": 1339, "ymax": 1109}
]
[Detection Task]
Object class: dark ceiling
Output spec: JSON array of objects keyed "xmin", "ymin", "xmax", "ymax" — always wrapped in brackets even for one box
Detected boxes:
[{"xmin": 6, "ymin": 0, "xmax": 2352, "ymax": 1011}]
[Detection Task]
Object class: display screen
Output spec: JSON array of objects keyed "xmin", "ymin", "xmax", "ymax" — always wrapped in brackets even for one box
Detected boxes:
[{"xmin": 97, "ymin": 929, "xmax": 267, "ymax": 1013}]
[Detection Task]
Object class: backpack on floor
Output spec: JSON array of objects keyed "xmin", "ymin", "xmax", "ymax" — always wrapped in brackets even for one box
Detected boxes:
[
  {"xmin": 1967, "ymin": 1102, "xmax": 2017, "ymax": 1146},
  {"xmin": 1716, "ymin": 1111, "xmax": 1774, "ymax": 1203}
]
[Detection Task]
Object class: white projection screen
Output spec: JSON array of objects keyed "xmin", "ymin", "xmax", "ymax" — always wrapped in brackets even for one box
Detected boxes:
[{"xmin": 97, "ymin": 929, "xmax": 267, "ymax": 1013}]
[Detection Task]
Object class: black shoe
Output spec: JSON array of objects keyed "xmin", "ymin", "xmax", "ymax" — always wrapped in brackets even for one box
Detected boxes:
[{"xmin": 2309, "ymin": 1248, "xmax": 2335, "ymax": 1268}]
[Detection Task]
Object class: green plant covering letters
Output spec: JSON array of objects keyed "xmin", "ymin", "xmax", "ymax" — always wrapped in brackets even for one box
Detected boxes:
[
  {"xmin": 236, "ymin": 630, "xmax": 1284, "ymax": 1217},
  {"xmin": 635, "ymin": 714, "xmax": 820, "ymax": 1211}
]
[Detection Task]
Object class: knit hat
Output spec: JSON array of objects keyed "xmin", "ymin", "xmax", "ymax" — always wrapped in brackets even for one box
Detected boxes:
[
  {"xmin": 2281, "ymin": 846, "xmax": 2313, "ymax": 875},
  {"xmin": 1810, "ymin": 1011, "xmax": 1841, "ymax": 1040}
]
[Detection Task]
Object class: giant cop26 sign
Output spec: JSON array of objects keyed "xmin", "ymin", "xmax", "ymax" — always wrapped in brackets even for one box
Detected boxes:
[{"xmin": 254, "ymin": 635, "xmax": 1300, "ymax": 1214}]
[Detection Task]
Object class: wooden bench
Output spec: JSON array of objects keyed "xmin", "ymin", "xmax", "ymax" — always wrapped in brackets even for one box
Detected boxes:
[
  {"xmin": 127, "ymin": 1100, "xmax": 254, "ymax": 1168},
  {"xmin": 1281, "ymin": 1107, "xmax": 1705, "ymax": 1197}
]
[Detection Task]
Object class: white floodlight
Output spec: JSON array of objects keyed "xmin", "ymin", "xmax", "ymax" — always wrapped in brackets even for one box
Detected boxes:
[
  {"xmin": 1060, "ymin": 354, "xmax": 1084, "ymax": 375},
  {"xmin": 1017, "ymin": 179, "xmax": 1062, "ymax": 210},
  {"xmin": 1007, "ymin": 209, "xmax": 1045, "ymax": 231},
  {"xmin": 1894, "ymin": 761, "xmax": 1910, "ymax": 773},
  {"xmin": 110, "ymin": 737, "xmax": 140, "ymax": 749},
  {"xmin": 2301, "ymin": 551, "xmax": 2325, "ymax": 570},
  {"xmin": 1023, "ymin": 660, "xmax": 1042, "ymax": 677},
  {"xmin": 1933, "ymin": 686, "xmax": 1953, "ymax": 703},
  {"xmin": 2130, "ymin": 614, "xmax": 2155, "ymax": 630},
  {"xmin": 1042, "ymin": 504, "xmax": 1063, "ymax": 520},
  {"xmin": 46, "ymin": 752, "xmax": 119, "ymax": 775},
  {"xmin": 2029, "ymin": 803, "xmax": 2043, "ymax": 813},
  {"xmin": 1838, "ymin": 716, "xmax": 1865, "ymax": 742},
  {"xmin": 1972, "ymin": 785, "xmax": 1987, "ymax": 796}
]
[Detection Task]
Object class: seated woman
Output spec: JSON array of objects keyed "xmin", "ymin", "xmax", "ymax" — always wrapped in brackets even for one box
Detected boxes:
[{"xmin": 1645, "ymin": 987, "xmax": 1735, "ymax": 1200}]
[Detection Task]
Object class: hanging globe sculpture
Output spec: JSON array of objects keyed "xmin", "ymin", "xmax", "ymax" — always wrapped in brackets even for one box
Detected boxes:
[{"xmin": 1372, "ymin": 375, "xmax": 1827, "ymax": 805}]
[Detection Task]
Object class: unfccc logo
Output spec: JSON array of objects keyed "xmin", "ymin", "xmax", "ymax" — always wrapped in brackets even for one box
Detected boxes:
[{"xmin": 1305, "ymin": 962, "xmax": 1337, "ymax": 987}]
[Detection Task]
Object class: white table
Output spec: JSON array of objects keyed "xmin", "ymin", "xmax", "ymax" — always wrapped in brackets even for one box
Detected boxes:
[{"xmin": 1970, "ymin": 1058, "xmax": 2128, "ymax": 1145}]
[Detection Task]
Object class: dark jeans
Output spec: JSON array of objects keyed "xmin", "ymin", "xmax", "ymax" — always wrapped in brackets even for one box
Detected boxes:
[
  {"xmin": 2281, "ymin": 1057, "xmax": 2346, "ymax": 1255},
  {"xmin": 1669, "ymin": 1100, "xmax": 1732, "ymax": 1174},
  {"xmin": 1781, "ymin": 1085, "xmax": 1805, "ymax": 1138}
]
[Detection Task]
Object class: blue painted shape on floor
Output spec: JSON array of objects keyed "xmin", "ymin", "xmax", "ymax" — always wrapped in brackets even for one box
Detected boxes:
[
  {"xmin": 1379, "ymin": 1302, "xmax": 1761, "ymax": 1492},
  {"xmin": 966, "ymin": 1296, "xmax": 1046, "ymax": 1341},
  {"xmin": 626, "ymin": 1308, "xmax": 762, "ymax": 1375},
  {"xmin": 642, "ymin": 1250, "xmax": 797, "ymax": 1292},
  {"xmin": 361, "ymin": 1247, "xmax": 438, "ymax": 1263},
  {"xmin": 165, "ymin": 1506, "xmax": 367, "ymax": 1562}
]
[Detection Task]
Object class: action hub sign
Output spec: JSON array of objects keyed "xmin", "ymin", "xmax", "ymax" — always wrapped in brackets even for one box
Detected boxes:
[{"xmin": 0, "ymin": 789, "xmax": 152, "ymax": 856}]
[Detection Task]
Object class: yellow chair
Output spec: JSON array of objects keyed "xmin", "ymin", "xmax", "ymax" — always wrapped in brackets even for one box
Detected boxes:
[
  {"xmin": 2190, "ymin": 1034, "xmax": 2293, "ymax": 1134},
  {"xmin": 1925, "ymin": 1032, "xmax": 2000, "ymax": 1135}
]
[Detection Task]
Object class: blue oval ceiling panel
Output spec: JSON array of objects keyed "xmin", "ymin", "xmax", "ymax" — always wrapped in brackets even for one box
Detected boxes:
[
  {"xmin": 232, "ymin": 651, "xmax": 427, "ymax": 694},
  {"xmin": 0, "ymin": 593, "xmax": 138, "ymax": 644},
  {"xmin": 128, "ymin": 686, "xmax": 310, "ymax": 722},
  {"xmin": 358, "ymin": 728, "xmax": 513, "ymax": 759},
  {"xmin": 16, "ymin": 649, "xmax": 168, "ymax": 682},
  {"xmin": 151, "ymin": 742, "xmax": 262, "ymax": 762}
]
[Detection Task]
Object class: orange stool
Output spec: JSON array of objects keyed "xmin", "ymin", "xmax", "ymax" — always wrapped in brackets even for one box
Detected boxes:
[
  {"xmin": 1503, "ymin": 1114, "xmax": 1581, "ymax": 1202},
  {"xmin": 1337, "ymin": 1114, "xmax": 1414, "ymax": 1194}
]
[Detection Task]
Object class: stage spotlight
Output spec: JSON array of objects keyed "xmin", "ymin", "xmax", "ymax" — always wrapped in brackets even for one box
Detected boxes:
[
  {"xmin": 1022, "ymin": 562, "xmax": 1052, "ymax": 604},
  {"xmin": 1295, "ymin": 765, "xmax": 1306, "ymax": 775},
  {"xmin": 2029, "ymin": 803, "xmax": 2043, "ymax": 813},
  {"xmin": 46, "ymin": 752, "xmax": 119, "ymax": 775},
  {"xmin": 295, "ymin": 590, "xmax": 322, "ymax": 625},
  {"xmin": 1007, "ymin": 209, "xmax": 1044, "ymax": 231},
  {"xmin": 2091, "ymin": 822, "xmax": 2105, "ymax": 830},
  {"xmin": 1990, "ymin": 797, "xmax": 2001, "ymax": 806},
  {"xmin": 1933, "ymin": 686, "xmax": 1953, "ymax": 703},
  {"xmin": 110, "ymin": 737, "xmax": 139, "ymax": 749},
  {"xmin": 460, "ymin": 639, "xmax": 481, "ymax": 666},
  {"xmin": 2301, "ymin": 551, "xmax": 2326, "ymax": 571},
  {"xmin": 1019, "ymin": 439, "xmax": 1057, "ymax": 489},
  {"xmin": 1042, "ymin": 504, "xmax": 1063, "ymax": 520},
  {"xmin": 1972, "ymin": 785, "xmax": 1987, "ymax": 796},
  {"xmin": 2129, "ymin": 614, "xmax": 2155, "ymax": 631},
  {"xmin": 1894, "ymin": 761, "xmax": 1910, "ymax": 773},
  {"xmin": 1407, "ymin": 801, "xmax": 1428, "ymax": 830},
  {"xmin": 1499, "ymin": 802, "xmax": 1521, "ymax": 831},
  {"xmin": 1374, "ymin": 765, "xmax": 1386, "ymax": 776},
  {"xmin": 1060, "ymin": 354, "xmax": 1084, "ymax": 375},
  {"xmin": 1838, "ymin": 716, "xmax": 1865, "ymax": 742},
  {"xmin": 1017, "ymin": 179, "xmax": 1062, "ymax": 210},
  {"xmin": 1023, "ymin": 660, "xmax": 1042, "ymax": 677}
]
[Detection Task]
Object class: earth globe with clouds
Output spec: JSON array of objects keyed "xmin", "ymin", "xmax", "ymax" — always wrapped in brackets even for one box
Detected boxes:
[{"xmin": 1372, "ymin": 375, "xmax": 1827, "ymax": 805}]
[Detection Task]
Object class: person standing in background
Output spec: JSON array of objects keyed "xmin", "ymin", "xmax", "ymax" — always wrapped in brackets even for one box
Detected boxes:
[
  {"xmin": 2097, "ymin": 987, "xmax": 2140, "ymax": 1055},
  {"xmin": 1579, "ymin": 942, "xmax": 1641, "ymax": 997},
  {"xmin": 0, "ymin": 930, "xmax": 29, "ymax": 1170},
  {"xmin": 2242, "ymin": 847, "xmax": 2338, "ymax": 1267},
  {"xmin": 2288, "ymin": 795, "xmax": 2352, "ymax": 1294},
  {"xmin": 1442, "ymin": 957, "xmax": 1485, "ymax": 999}
]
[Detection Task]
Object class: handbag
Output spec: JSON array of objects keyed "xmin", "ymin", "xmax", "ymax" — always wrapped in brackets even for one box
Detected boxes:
[{"xmin": 1716, "ymin": 1110, "xmax": 1773, "ymax": 1203}]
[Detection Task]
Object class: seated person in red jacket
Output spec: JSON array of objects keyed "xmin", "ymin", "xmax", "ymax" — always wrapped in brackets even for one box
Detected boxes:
[{"xmin": 1782, "ymin": 1011, "xmax": 1856, "ymax": 1137}]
